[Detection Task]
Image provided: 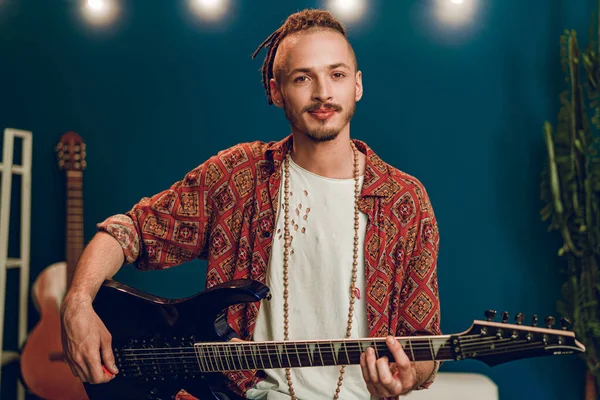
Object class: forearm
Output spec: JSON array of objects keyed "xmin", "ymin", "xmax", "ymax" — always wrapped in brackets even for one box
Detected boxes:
[{"xmin": 66, "ymin": 231, "xmax": 125, "ymax": 301}]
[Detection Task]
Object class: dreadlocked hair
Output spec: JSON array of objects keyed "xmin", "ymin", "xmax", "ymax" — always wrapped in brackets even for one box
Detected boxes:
[{"xmin": 252, "ymin": 9, "xmax": 352, "ymax": 105}]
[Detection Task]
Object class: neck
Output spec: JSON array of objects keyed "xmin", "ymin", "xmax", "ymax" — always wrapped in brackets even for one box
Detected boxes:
[{"xmin": 290, "ymin": 130, "xmax": 365, "ymax": 179}]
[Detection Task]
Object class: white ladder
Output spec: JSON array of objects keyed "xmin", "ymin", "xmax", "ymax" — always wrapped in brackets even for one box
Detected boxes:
[{"xmin": 0, "ymin": 128, "xmax": 32, "ymax": 400}]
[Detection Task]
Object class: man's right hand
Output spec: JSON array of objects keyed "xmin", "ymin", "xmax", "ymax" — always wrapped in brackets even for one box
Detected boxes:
[{"xmin": 60, "ymin": 293, "xmax": 119, "ymax": 384}]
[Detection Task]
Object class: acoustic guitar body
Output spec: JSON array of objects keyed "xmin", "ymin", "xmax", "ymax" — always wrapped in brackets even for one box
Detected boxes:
[{"xmin": 20, "ymin": 261, "xmax": 88, "ymax": 399}]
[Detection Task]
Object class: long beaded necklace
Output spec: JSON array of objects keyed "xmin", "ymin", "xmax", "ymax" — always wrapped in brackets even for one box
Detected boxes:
[{"xmin": 282, "ymin": 141, "xmax": 361, "ymax": 400}]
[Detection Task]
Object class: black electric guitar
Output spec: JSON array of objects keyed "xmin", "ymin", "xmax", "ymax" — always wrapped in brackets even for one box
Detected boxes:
[{"xmin": 82, "ymin": 279, "xmax": 586, "ymax": 400}]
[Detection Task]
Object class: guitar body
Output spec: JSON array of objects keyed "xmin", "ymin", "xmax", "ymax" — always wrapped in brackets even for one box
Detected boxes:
[
  {"xmin": 19, "ymin": 262, "xmax": 88, "ymax": 399},
  {"xmin": 83, "ymin": 279, "xmax": 269, "ymax": 400},
  {"xmin": 20, "ymin": 132, "xmax": 90, "ymax": 398}
]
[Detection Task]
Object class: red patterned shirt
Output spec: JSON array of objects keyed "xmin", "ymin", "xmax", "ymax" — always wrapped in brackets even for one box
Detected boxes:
[{"xmin": 97, "ymin": 135, "xmax": 442, "ymax": 399}]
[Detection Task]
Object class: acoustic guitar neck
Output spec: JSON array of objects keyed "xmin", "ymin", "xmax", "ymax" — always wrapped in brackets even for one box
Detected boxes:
[{"xmin": 56, "ymin": 131, "xmax": 87, "ymax": 288}]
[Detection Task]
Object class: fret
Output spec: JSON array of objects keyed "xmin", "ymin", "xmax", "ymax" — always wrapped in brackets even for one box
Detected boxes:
[
  {"xmin": 266, "ymin": 344, "xmax": 275, "ymax": 369},
  {"xmin": 275, "ymin": 344, "xmax": 283, "ymax": 368},
  {"xmin": 317, "ymin": 342, "xmax": 325, "ymax": 366},
  {"xmin": 294, "ymin": 342, "xmax": 302, "ymax": 367},
  {"xmin": 196, "ymin": 345, "xmax": 206, "ymax": 372},
  {"xmin": 428, "ymin": 339, "xmax": 435, "ymax": 361},
  {"xmin": 240, "ymin": 344, "xmax": 251, "ymax": 370},
  {"xmin": 206, "ymin": 345, "xmax": 217, "ymax": 372},
  {"xmin": 373, "ymin": 341, "xmax": 380, "ymax": 358},
  {"xmin": 342, "ymin": 341, "xmax": 350, "ymax": 364},
  {"xmin": 225, "ymin": 344, "xmax": 236, "ymax": 370},
  {"xmin": 329, "ymin": 342, "xmax": 338, "ymax": 364},
  {"xmin": 283, "ymin": 343, "xmax": 293, "ymax": 368},
  {"xmin": 408, "ymin": 338, "xmax": 415, "ymax": 361},
  {"xmin": 250, "ymin": 344, "xmax": 260, "ymax": 370},
  {"xmin": 306, "ymin": 342, "xmax": 314, "ymax": 366},
  {"xmin": 213, "ymin": 344, "xmax": 226, "ymax": 371}
]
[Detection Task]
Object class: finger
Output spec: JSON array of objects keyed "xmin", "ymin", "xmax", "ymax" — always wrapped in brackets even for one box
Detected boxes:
[
  {"xmin": 101, "ymin": 334, "xmax": 119, "ymax": 375},
  {"xmin": 376, "ymin": 355, "xmax": 401, "ymax": 394},
  {"xmin": 62, "ymin": 351, "xmax": 79, "ymax": 378},
  {"xmin": 360, "ymin": 352, "xmax": 370, "ymax": 384},
  {"xmin": 71, "ymin": 353, "xmax": 93, "ymax": 382},
  {"xmin": 387, "ymin": 336, "xmax": 411, "ymax": 371},
  {"xmin": 365, "ymin": 347, "xmax": 379, "ymax": 384},
  {"xmin": 73, "ymin": 364, "xmax": 88, "ymax": 382},
  {"xmin": 84, "ymin": 348, "xmax": 110, "ymax": 384}
]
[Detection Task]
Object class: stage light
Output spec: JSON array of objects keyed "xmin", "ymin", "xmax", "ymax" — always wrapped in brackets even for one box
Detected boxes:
[
  {"xmin": 189, "ymin": 0, "xmax": 228, "ymax": 21},
  {"xmin": 82, "ymin": 0, "xmax": 118, "ymax": 26},
  {"xmin": 327, "ymin": 0, "xmax": 366, "ymax": 23},
  {"xmin": 435, "ymin": 0, "xmax": 477, "ymax": 26}
]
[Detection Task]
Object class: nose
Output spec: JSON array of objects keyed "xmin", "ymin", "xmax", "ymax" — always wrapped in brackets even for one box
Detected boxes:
[{"xmin": 312, "ymin": 76, "xmax": 333, "ymax": 103}]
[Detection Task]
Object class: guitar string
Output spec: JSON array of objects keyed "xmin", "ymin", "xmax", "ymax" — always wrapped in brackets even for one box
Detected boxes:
[
  {"xmin": 113, "ymin": 339, "xmax": 549, "ymax": 372},
  {"xmin": 114, "ymin": 343, "xmax": 547, "ymax": 375},
  {"xmin": 114, "ymin": 333, "xmax": 562, "ymax": 357},
  {"xmin": 113, "ymin": 334, "xmax": 490, "ymax": 355}
]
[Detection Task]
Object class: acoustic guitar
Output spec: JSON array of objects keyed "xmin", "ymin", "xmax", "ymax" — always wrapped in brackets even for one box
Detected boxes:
[
  {"xmin": 82, "ymin": 278, "xmax": 586, "ymax": 400},
  {"xmin": 19, "ymin": 132, "xmax": 88, "ymax": 399}
]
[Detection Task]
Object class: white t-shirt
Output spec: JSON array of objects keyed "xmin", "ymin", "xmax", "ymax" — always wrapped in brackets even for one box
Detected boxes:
[{"xmin": 246, "ymin": 157, "xmax": 374, "ymax": 400}]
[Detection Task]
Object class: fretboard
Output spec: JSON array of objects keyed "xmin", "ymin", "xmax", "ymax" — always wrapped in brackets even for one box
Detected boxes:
[
  {"xmin": 192, "ymin": 337, "xmax": 453, "ymax": 372},
  {"xmin": 66, "ymin": 170, "xmax": 84, "ymax": 287}
]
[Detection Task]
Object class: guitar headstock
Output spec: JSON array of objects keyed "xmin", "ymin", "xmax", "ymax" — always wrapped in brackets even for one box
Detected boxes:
[
  {"xmin": 56, "ymin": 131, "xmax": 86, "ymax": 172},
  {"xmin": 453, "ymin": 310, "xmax": 586, "ymax": 366}
]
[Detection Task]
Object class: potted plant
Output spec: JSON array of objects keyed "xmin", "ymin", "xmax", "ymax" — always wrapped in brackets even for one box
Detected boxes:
[{"xmin": 540, "ymin": 8, "xmax": 600, "ymax": 400}]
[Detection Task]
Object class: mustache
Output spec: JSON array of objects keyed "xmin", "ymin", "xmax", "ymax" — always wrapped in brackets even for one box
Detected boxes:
[{"xmin": 303, "ymin": 103, "xmax": 343, "ymax": 113}]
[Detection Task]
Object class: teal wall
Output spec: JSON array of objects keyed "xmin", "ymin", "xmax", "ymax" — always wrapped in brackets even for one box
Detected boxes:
[{"xmin": 0, "ymin": 1, "xmax": 594, "ymax": 399}]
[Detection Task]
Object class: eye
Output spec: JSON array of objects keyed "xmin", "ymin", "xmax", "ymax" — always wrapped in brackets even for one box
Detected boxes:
[
  {"xmin": 332, "ymin": 72, "xmax": 346, "ymax": 79},
  {"xmin": 294, "ymin": 76, "xmax": 309, "ymax": 83}
]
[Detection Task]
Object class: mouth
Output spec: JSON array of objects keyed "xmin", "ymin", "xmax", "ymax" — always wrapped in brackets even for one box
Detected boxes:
[{"xmin": 308, "ymin": 108, "xmax": 337, "ymax": 120}]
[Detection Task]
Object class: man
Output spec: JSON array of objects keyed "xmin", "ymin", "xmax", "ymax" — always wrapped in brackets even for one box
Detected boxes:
[{"xmin": 60, "ymin": 8, "xmax": 441, "ymax": 400}]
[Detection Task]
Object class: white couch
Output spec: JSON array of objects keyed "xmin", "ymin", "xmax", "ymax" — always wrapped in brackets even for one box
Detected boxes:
[{"xmin": 405, "ymin": 372, "xmax": 499, "ymax": 400}]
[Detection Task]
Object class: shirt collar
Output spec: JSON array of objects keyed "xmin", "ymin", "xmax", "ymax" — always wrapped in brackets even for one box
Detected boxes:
[{"xmin": 265, "ymin": 134, "xmax": 393, "ymax": 198}]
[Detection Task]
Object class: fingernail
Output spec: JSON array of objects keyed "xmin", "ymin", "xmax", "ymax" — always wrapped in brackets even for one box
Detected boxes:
[
  {"xmin": 112, "ymin": 365, "xmax": 119, "ymax": 373},
  {"xmin": 102, "ymin": 365, "xmax": 114, "ymax": 377},
  {"xmin": 386, "ymin": 336, "xmax": 395, "ymax": 345}
]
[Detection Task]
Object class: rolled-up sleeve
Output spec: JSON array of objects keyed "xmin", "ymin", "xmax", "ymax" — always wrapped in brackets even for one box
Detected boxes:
[
  {"xmin": 397, "ymin": 185, "xmax": 442, "ymax": 390},
  {"xmin": 97, "ymin": 161, "xmax": 214, "ymax": 271}
]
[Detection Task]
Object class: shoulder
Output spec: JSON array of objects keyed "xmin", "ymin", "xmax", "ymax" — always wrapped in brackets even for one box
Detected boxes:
[
  {"xmin": 387, "ymin": 165, "xmax": 433, "ymax": 211},
  {"xmin": 180, "ymin": 140, "xmax": 272, "ymax": 192}
]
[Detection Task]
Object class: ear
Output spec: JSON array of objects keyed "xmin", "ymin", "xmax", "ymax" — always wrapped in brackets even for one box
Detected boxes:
[
  {"xmin": 355, "ymin": 70, "xmax": 363, "ymax": 102},
  {"xmin": 270, "ymin": 78, "xmax": 284, "ymax": 108}
]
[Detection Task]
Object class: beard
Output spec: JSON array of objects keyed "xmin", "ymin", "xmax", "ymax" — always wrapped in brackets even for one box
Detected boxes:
[{"xmin": 283, "ymin": 99, "xmax": 356, "ymax": 142}]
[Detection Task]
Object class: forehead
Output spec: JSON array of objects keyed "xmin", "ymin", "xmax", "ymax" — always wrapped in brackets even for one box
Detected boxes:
[{"xmin": 277, "ymin": 29, "xmax": 353, "ymax": 73}]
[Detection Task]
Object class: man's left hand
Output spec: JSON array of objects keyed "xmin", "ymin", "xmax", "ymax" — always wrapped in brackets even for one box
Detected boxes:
[{"xmin": 359, "ymin": 336, "xmax": 417, "ymax": 397}]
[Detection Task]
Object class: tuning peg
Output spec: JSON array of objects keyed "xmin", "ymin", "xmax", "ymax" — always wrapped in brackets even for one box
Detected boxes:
[
  {"xmin": 485, "ymin": 310, "xmax": 497, "ymax": 321},
  {"xmin": 515, "ymin": 312, "xmax": 524, "ymax": 325},
  {"xmin": 544, "ymin": 316, "xmax": 556, "ymax": 328},
  {"xmin": 501, "ymin": 311, "xmax": 509, "ymax": 323},
  {"xmin": 532, "ymin": 315, "xmax": 538, "ymax": 327},
  {"xmin": 560, "ymin": 317, "xmax": 572, "ymax": 330}
]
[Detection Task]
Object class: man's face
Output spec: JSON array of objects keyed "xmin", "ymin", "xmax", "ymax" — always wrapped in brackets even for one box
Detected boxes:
[{"xmin": 270, "ymin": 29, "xmax": 363, "ymax": 142}]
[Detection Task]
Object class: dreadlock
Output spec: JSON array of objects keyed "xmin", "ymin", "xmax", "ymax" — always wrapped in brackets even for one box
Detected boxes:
[{"xmin": 252, "ymin": 9, "xmax": 354, "ymax": 105}]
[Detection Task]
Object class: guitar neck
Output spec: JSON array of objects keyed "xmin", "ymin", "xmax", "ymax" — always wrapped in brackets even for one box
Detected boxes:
[
  {"xmin": 191, "ymin": 336, "xmax": 454, "ymax": 372},
  {"xmin": 65, "ymin": 170, "xmax": 84, "ymax": 287}
]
